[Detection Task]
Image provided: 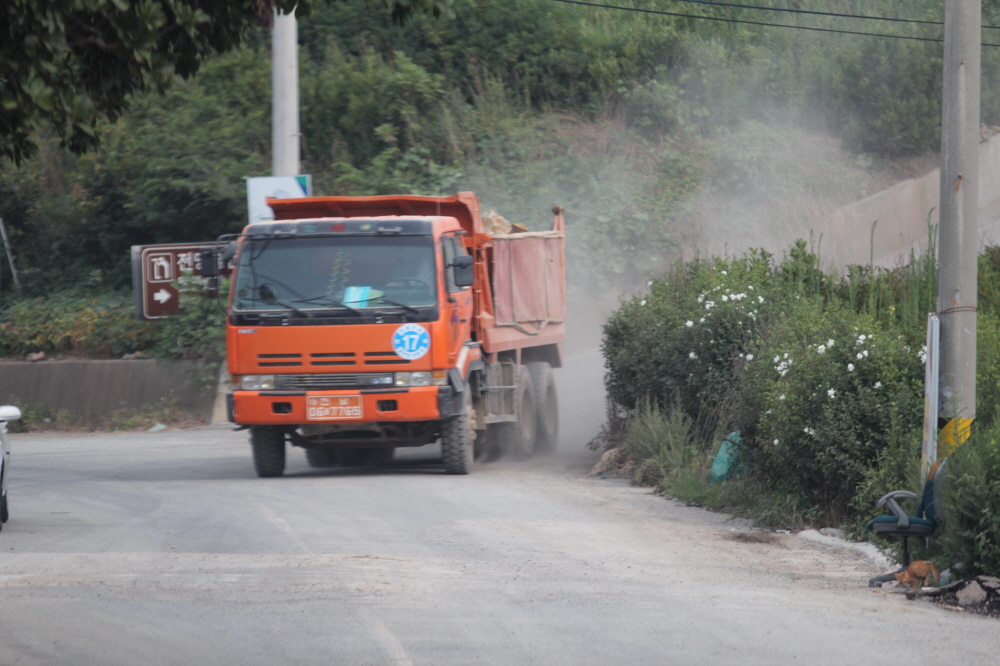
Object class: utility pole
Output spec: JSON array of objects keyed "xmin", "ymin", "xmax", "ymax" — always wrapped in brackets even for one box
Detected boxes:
[
  {"xmin": 272, "ymin": 8, "xmax": 300, "ymax": 177},
  {"xmin": 935, "ymin": 0, "xmax": 981, "ymax": 458}
]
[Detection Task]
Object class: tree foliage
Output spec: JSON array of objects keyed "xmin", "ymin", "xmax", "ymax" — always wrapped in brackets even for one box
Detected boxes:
[{"xmin": 1, "ymin": 0, "xmax": 452, "ymax": 164}]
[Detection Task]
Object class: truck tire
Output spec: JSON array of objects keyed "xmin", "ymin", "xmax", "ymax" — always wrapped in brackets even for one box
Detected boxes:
[
  {"xmin": 495, "ymin": 365, "xmax": 537, "ymax": 459},
  {"xmin": 250, "ymin": 427, "xmax": 286, "ymax": 478},
  {"xmin": 441, "ymin": 389, "xmax": 474, "ymax": 474},
  {"xmin": 305, "ymin": 448, "xmax": 339, "ymax": 468},
  {"xmin": 527, "ymin": 362, "xmax": 559, "ymax": 451}
]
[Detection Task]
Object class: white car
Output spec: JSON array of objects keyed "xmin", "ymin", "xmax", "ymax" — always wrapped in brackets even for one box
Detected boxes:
[{"xmin": 0, "ymin": 405, "xmax": 22, "ymax": 532}]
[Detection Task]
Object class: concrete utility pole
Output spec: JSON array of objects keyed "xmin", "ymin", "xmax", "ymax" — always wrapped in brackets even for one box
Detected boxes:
[
  {"xmin": 272, "ymin": 8, "xmax": 300, "ymax": 177},
  {"xmin": 936, "ymin": 0, "xmax": 981, "ymax": 457}
]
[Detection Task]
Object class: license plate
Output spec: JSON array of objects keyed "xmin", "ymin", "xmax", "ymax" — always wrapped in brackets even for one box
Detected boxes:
[{"xmin": 306, "ymin": 395, "xmax": 363, "ymax": 420}]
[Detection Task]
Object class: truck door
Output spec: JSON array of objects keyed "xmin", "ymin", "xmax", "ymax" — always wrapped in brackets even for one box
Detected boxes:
[{"xmin": 442, "ymin": 235, "xmax": 473, "ymax": 367}]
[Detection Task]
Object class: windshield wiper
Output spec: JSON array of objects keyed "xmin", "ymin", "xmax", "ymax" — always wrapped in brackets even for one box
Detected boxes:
[
  {"xmin": 361, "ymin": 295, "xmax": 420, "ymax": 315},
  {"xmin": 268, "ymin": 298, "xmax": 311, "ymax": 318},
  {"xmin": 292, "ymin": 295, "xmax": 365, "ymax": 317}
]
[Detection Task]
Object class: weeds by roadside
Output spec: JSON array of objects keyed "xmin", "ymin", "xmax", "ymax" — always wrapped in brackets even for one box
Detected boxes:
[{"xmin": 4, "ymin": 396, "xmax": 203, "ymax": 433}]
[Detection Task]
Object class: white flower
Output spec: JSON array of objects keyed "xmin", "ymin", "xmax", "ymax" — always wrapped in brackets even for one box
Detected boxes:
[
  {"xmin": 722, "ymin": 294, "xmax": 729, "ymax": 302},
  {"xmin": 827, "ymin": 388, "xmax": 836, "ymax": 398},
  {"xmin": 746, "ymin": 354, "xmax": 754, "ymax": 361},
  {"xmin": 689, "ymin": 352, "xmax": 697, "ymax": 359},
  {"xmin": 828, "ymin": 339, "xmax": 835, "ymax": 347},
  {"xmin": 803, "ymin": 427, "xmax": 815, "ymax": 436},
  {"xmin": 863, "ymin": 350, "xmax": 869, "ymax": 358},
  {"xmin": 784, "ymin": 353, "xmax": 789, "ymax": 359},
  {"xmin": 685, "ymin": 320, "xmax": 693, "ymax": 327},
  {"xmin": 874, "ymin": 381, "xmax": 882, "ymax": 389},
  {"xmin": 697, "ymin": 295, "xmax": 704, "ymax": 303},
  {"xmin": 749, "ymin": 285, "xmax": 754, "ymax": 290},
  {"xmin": 721, "ymin": 270, "xmax": 728, "ymax": 275},
  {"xmin": 699, "ymin": 317, "xmax": 705, "ymax": 323},
  {"xmin": 640, "ymin": 300, "xmax": 647, "ymax": 306},
  {"xmin": 779, "ymin": 394, "xmax": 786, "ymax": 401},
  {"xmin": 774, "ymin": 356, "xmax": 781, "ymax": 363},
  {"xmin": 773, "ymin": 439, "xmax": 779, "ymax": 446},
  {"xmin": 817, "ymin": 345, "xmax": 826, "ymax": 354},
  {"xmin": 848, "ymin": 363, "xmax": 855, "ymax": 372},
  {"xmin": 758, "ymin": 295, "xmax": 764, "ymax": 303},
  {"xmin": 857, "ymin": 352, "xmax": 864, "ymax": 360},
  {"xmin": 765, "ymin": 409, "xmax": 772, "ymax": 415},
  {"xmin": 858, "ymin": 334, "xmax": 867, "ymax": 343},
  {"xmin": 648, "ymin": 280, "xmax": 653, "ymax": 286},
  {"xmin": 705, "ymin": 301, "xmax": 715, "ymax": 310}
]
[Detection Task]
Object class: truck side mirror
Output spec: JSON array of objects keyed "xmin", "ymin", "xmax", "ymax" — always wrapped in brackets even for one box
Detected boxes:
[
  {"xmin": 220, "ymin": 241, "xmax": 237, "ymax": 265},
  {"xmin": 451, "ymin": 254, "xmax": 474, "ymax": 288},
  {"xmin": 200, "ymin": 248, "xmax": 219, "ymax": 278}
]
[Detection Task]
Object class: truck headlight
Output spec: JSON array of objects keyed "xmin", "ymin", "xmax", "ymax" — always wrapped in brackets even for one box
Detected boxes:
[
  {"xmin": 395, "ymin": 372, "xmax": 432, "ymax": 387},
  {"xmin": 240, "ymin": 375, "xmax": 275, "ymax": 390}
]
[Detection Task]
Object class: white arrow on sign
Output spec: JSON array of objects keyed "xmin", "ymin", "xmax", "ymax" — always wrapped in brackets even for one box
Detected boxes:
[{"xmin": 153, "ymin": 289, "xmax": 173, "ymax": 304}]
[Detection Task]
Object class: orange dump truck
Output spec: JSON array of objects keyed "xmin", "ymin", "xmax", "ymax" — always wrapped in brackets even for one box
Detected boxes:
[{"xmin": 203, "ymin": 193, "xmax": 565, "ymax": 476}]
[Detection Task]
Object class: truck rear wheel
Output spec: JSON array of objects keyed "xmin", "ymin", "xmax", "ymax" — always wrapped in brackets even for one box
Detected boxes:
[
  {"xmin": 495, "ymin": 365, "xmax": 537, "ymax": 459},
  {"xmin": 527, "ymin": 362, "xmax": 559, "ymax": 451},
  {"xmin": 441, "ymin": 390, "xmax": 474, "ymax": 474},
  {"xmin": 250, "ymin": 427, "xmax": 286, "ymax": 478},
  {"xmin": 305, "ymin": 448, "xmax": 339, "ymax": 468}
]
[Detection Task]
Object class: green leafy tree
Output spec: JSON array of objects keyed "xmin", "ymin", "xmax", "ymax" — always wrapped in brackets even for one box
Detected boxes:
[{"xmin": 1, "ymin": 0, "xmax": 452, "ymax": 164}]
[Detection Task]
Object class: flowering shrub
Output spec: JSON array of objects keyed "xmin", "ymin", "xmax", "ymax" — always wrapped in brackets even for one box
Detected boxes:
[
  {"xmin": 735, "ymin": 302, "xmax": 924, "ymax": 517},
  {"xmin": 602, "ymin": 251, "xmax": 774, "ymax": 424},
  {"xmin": 600, "ymin": 238, "xmax": 949, "ymax": 525}
]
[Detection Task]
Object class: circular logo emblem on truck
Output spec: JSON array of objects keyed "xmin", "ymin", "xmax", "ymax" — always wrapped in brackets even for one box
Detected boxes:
[{"xmin": 392, "ymin": 323, "xmax": 431, "ymax": 361}]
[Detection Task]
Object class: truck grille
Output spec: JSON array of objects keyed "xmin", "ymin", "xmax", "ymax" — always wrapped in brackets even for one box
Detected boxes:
[{"xmin": 274, "ymin": 373, "xmax": 394, "ymax": 391}]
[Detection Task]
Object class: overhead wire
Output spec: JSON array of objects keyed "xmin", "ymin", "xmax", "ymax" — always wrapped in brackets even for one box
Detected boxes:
[
  {"xmin": 663, "ymin": 0, "xmax": 1000, "ymax": 31},
  {"xmin": 549, "ymin": 0, "xmax": 1000, "ymax": 47}
]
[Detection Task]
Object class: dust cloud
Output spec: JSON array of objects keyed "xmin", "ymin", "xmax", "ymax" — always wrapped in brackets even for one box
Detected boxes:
[{"xmin": 554, "ymin": 291, "xmax": 616, "ymax": 452}]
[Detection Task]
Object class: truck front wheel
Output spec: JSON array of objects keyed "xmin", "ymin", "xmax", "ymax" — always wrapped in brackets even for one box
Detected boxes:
[
  {"xmin": 250, "ymin": 427, "xmax": 286, "ymax": 478},
  {"xmin": 441, "ymin": 390, "xmax": 474, "ymax": 474}
]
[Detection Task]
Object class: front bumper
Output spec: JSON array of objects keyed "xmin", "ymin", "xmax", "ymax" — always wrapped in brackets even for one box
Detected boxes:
[{"xmin": 229, "ymin": 386, "xmax": 446, "ymax": 425}]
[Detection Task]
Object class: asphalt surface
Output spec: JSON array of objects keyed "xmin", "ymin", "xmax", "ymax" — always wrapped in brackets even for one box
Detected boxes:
[{"xmin": 0, "ymin": 426, "xmax": 997, "ymax": 666}]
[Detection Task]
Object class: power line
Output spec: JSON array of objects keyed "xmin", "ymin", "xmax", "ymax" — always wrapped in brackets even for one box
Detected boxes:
[
  {"xmin": 550, "ymin": 0, "xmax": 1000, "ymax": 47},
  {"xmin": 667, "ymin": 0, "xmax": 1000, "ymax": 31}
]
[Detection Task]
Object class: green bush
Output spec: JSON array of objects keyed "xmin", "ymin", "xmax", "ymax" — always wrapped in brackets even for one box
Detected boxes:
[
  {"xmin": 736, "ymin": 301, "xmax": 924, "ymax": 521},
  {"xmin": 939, "ymin": 426, "xmax": 1000, "ymax": 577},
  {"xmin": 602, "ymin": 238, "xmax": 939, "ymax": 525},
  {"xmin": 0, "ymin": 292, "xmax": 156, "ymax": 357},
  {"xmin": 149, "ymin": 276, "xmax": 228, "ymax": 362}
]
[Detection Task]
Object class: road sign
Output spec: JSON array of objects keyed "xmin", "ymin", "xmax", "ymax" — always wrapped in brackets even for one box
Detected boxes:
[
  {"xmin": 247, "ymin": 175, "xmax": 311, "ymax": 225},
  {"xmin": 130, "ymin": 243, "xmax": 232, "ymax": 320}
]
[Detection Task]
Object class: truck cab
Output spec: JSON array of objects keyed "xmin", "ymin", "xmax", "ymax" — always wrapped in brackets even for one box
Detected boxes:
[{"xmin": 212, "ymin": 193, "xmax": 564, "ymax": 477}]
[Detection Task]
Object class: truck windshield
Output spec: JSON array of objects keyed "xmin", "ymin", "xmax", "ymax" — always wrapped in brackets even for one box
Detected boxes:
[{"xmin": 232, "ymin": 236, "xmax": 437, "ymax": 312}]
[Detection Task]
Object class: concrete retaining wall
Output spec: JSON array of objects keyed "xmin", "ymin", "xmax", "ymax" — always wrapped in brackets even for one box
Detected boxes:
[
  {"xmin": 0, "ymin": 359, "xmax": 217, "ymax": 422},
  {"xmin": 826, "ymin": 132, "xmax": 1000, "ymax": 269}
]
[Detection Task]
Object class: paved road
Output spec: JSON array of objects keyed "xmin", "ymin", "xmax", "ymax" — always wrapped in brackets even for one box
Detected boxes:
[{"xmin": 0, "ymin": 426, "xmax": 996, "ymax": 666}]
